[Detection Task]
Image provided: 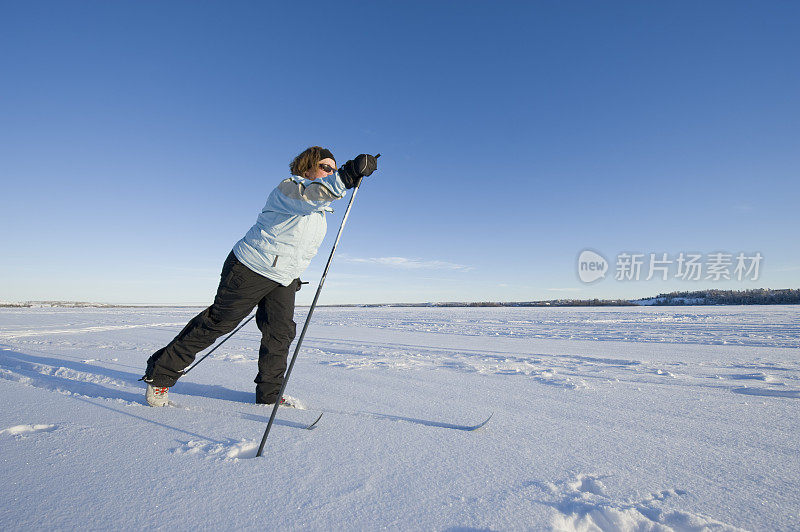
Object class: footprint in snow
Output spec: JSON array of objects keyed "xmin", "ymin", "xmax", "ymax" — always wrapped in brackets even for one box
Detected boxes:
[
  {"xmin": 0, "ymin": 424, "xmax": 58, "ymax": 438},
  {"xmin": 726, "ymin": 373, "xmax": 800, "ymax": 399},
  {"xmin": 566, "ymin": 473, "xmax": 609, "ymax": 496},
  {"xmin": 172, "ymin": 439, "xmax": 260, "ymax": 460},
  {"xmin": 539, "ymin": 473, "xmax": 744, "ymax": 531},
  {"xmin": 729, "ymin": 372, "xmax": 783, "ymax": 384}
]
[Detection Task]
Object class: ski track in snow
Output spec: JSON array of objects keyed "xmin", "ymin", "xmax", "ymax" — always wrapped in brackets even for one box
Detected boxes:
[
  {"xmin": 295, "ymin": 338, "xmax": 799, "ymax": 399},
  {"xmin": 0, "ymin": 322, "xmax": 187, "ymax": 339},
  {"xmin": 1, "ymin": 306, "xmax": 799, "ymax": 530},
  {"xmin": 0, "ymin": 348, "xmax": 319, "ymax": 427},
  {"xmin": 307, "ymin": 306, "xmax": 800, "ymax": 349},
  {"xmin": 2, "ymin": 307, "xmax": 799, "ymax": 411},
  {"xmin": 0, "ymin": 349, "xmax": 144, "ymax": 406}
]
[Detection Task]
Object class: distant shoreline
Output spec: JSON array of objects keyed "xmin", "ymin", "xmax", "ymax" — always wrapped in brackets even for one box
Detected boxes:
[{"xmin": 2, "ymin": 289, "xmax": 798, "ymax": 309}]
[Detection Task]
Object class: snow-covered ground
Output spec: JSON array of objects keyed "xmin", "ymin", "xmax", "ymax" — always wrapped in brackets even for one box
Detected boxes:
[{"xmin": 1, "ymin": 305, "xmax": 798, "ymax": 531}]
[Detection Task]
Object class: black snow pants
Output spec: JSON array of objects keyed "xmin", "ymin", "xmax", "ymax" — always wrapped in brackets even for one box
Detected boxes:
[{"xmin": 145, "ymin": 251, "xmax": 298, "ymax": 404}]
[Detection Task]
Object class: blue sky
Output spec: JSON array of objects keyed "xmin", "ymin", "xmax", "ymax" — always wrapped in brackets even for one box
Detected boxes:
[{"xmin": 1, "ymin": 1, "xmax": 798, "ymax": 305}]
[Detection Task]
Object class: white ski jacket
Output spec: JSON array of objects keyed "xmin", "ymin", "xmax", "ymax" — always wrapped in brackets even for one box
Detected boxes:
[{"xmin": 232, "ymin": 172, "xmax": 347, "ymax": 285}]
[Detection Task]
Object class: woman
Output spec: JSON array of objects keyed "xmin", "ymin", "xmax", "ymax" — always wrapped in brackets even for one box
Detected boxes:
[{"xmin": 142, "ymin": 146, "xmax": 378, "ymax": 406}]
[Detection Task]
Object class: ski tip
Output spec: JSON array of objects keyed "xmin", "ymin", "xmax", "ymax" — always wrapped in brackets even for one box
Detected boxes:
[
  {"xmin": 467, "ymin": 412, "xmax": 493, "ymax": 431},
  {"xmin": 305, "ymin": 412, "xmax": 323, "ymax": 430}
]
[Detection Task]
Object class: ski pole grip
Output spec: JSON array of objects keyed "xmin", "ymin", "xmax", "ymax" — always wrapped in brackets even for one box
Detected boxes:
[{"xmin": 354, "ymin": 153, "xmax": 380, "ymax": 188}]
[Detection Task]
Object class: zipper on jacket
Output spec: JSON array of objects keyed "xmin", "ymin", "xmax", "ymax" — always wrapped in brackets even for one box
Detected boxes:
[{"xmin": 272, "ymin": 255, "xmax": 278, "ymax": 267}]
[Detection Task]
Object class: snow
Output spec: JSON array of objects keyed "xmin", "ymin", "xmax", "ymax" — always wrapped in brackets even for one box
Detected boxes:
[{"xmin": 1, "ymin": 305, "xmax": 798, "ymax": 530}]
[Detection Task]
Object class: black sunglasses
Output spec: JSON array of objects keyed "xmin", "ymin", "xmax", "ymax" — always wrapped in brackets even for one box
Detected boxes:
[{"xmin": 318, "ymin": 163, "xmax": 335, "ymax": 173}]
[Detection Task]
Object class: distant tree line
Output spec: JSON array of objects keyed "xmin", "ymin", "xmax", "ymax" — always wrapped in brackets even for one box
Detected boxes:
[
  {"xmin": 0, "ymin": 301, "xmax": 115, "ymax": 308},
  {"xmin": 337, "ymin": 299, "xmax": 637, "ymax": 308},
  {"xmin": 340, "ymin": 289, "xmax": 799, "ymax": 307},
  {"xmin": 4, "ymin": 289, "xmax": 798, "ymax": 309},
  {"xmin": 429, "ymin": 299, "xmax": 637, "ymax": 307},
  {"xmin": 640, "ymin": 288, "xmax": 800, "ymax": 306}
]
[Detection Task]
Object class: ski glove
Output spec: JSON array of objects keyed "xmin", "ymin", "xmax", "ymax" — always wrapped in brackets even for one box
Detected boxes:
[{"xmin": 339, "ymin": 154, "xmax": 379, "ymax": 189}]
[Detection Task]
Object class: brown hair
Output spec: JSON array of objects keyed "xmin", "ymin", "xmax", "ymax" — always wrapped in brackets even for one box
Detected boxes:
[{"xmin": 289, "ymin": 146, "xmax": 335, "ymax": 177}]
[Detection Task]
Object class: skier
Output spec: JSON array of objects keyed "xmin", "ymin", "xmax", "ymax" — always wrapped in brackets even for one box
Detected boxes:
[{"xmin": 142, "ymin": 146, "xmax": 378, "ymax": 407}]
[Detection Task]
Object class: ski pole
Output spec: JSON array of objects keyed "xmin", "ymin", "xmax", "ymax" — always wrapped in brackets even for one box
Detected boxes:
[
  {"xmin": 181, "ymin": 314, "xmax": 256, "ymax": 375},
  {"xmin": 256, "ymin": 154, "xmax": 379, "ymax": 457}
]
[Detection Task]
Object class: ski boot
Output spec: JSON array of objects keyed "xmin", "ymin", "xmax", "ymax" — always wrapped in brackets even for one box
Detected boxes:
[{"xmin": 145, "ymin": 384, "xmax": 169, "ymax": 407}]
